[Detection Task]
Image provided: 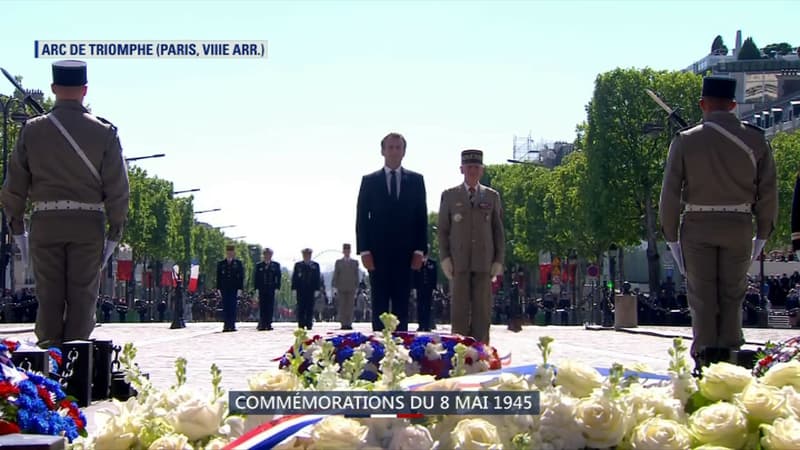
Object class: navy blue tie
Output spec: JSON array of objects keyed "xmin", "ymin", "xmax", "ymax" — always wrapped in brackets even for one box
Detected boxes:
[{"xmin": 390, "ymin": 170, "xmax": 397, "ymax": 200}]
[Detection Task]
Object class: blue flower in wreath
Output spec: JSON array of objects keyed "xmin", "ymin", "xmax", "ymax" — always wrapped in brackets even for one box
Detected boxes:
[
  {"xmin": 368, "ymin": 342, "xmax": 384, "ymax": 365},
  {"xmin": 359, "ymin": 370, "xmax": 378, "ymax": 382},
  {"xmin": 336, "ymin": 347, "xmax": 354, "ymax": 365},
  {"xmin": 329, "ymin": 336, "xmax": 344, "ymax": 349}
]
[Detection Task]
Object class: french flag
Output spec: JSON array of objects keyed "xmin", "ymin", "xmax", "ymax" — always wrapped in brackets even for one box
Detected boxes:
[{"xmin": 188, "ymin": 259, "xmax": 200, "ymax": 293}]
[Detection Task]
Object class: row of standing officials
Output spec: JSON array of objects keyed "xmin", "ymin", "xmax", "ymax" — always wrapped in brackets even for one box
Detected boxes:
[{"xmin": 215, "ymin": 244, "xmax": 440, "ymax": 332}]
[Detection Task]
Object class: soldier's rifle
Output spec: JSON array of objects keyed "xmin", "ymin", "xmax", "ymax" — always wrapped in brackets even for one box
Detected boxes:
[
  {"xmin": 1, "ymin": 67, "xmax": 45, "ymax": 115},
  {"xmin": 645, "ymin": 89, "xmax": 689, "ymax": 129}
]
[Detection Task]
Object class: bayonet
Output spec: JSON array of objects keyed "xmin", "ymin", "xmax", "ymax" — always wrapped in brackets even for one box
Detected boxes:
[{"xmin": 645, "ymin": 88, "xmax": 688, "ymax": 129}]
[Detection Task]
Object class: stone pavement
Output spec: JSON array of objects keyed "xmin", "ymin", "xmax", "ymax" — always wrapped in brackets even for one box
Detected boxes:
[{"xmin": 0, "ymin": 321, "xmax": 797, "ymax": 434}]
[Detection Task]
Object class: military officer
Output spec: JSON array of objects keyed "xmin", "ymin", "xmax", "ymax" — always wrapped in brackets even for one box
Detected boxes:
[
  {"xmin": 254, "ymin": 248, "xmax": 281, "ymax": 330},
  {"xmin": 292, "ymin": 248, "xmax": 321, "ymax": 330},
  {"xmin": 413, "ymin": 252, "xmax": 438, "ymax": 331},
  {"xmin": 332, "ymin": 243, "xmax": 359, "ymax": 329},
  {"xmin": 438, "ymin": 149, "xmax": 505, "ymax": 344},
  {"xmin": 660, "ymin": 76, "xmax": 777, "ymax": 371},
  {"xmin": 216, "ymin": 244, "xmax": 244, "ymax": 332},
  {"xmin": 1, "ymin": 60, "xmax": 129, "ymax": 349}
]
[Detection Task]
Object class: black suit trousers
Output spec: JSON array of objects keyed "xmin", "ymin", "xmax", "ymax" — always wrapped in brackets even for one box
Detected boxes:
[
  {"xmin": 258, "ymin": 289, "xmax": 275, "ymax": 327},
  {"xmin": 417, "ymin": 288, "xmax": 434, "ymax": 330},
  {"xmin": 297, "ymin": 290, "xmax": 314, "ymax": 330},
  {"xmin": 370, "ymin": 257, "xmax": 411, "ymax": 332}
]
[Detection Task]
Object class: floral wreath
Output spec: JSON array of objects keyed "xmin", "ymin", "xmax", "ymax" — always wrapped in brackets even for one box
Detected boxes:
[{"xmin": 753, "ymin": 335, "xmax": 800, "ymax": 378}]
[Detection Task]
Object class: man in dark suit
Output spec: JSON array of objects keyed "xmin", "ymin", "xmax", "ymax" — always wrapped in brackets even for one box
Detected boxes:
[
  {"xmin": 413, "ymin": 253, "xmax": 438, "ymax": 331},
  {"xmin": 356, "ymin": 132, "xmax": 428, "ymax": 332},
  {"xmin": 216, "ymin": 244, "xmax": 244, "ymax": 332},
  {"xmin": 254, "ymin": 248, "xmax": 281, "ymax": 330},
  {"xmin": 291, "ymin": 248, "xmax": 321, "ymax": 330}
]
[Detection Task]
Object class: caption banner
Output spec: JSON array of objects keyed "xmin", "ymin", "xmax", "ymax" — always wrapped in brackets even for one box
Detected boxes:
[
  {"xmin": 230, "ymin": 390, "xmax": 541, "ymax": 416},
  {"xmin": 34, "ymin": 40, "xmax": 268, "ymax": 59}
]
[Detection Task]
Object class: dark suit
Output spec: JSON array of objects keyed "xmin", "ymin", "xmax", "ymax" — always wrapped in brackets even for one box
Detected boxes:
[
  {"xmin": 292, "ymin": 260, "xmax": 321, "ymax": 329},
  {"xmin": 216, "ymin": 258, "xmax": 244, "ymax": 331},
  {"xmin": 413, "ymin": 258, "xmax": 438, "ymax": 331},
  {"xmin": 254, "ymin": 260, "xmax": 281, "ymax": 329},
  {"xmin": 356, "ymin": 167, "xmax": 427, "ymax": 331}
]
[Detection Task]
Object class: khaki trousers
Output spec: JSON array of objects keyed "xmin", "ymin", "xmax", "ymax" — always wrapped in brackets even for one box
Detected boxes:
[
  {"xmin": 680, "ymin": 213, "xmax": 752, "ymax": 357},
  {"xmin": 337, "ymin": 290, "xmax": 355, "ymax": 328},
  {"xmin": 30, "ymin": 212, "xmax": 105, "ymax": 348},
  {"xmin": 450, "ymin": 271, "xmax": 492, "ymax": 344}
]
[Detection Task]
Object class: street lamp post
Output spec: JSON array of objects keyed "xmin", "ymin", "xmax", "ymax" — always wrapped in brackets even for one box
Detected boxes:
[{"xmin": 1, "ymin": 95, "xmax": 30, "ymax": 292}]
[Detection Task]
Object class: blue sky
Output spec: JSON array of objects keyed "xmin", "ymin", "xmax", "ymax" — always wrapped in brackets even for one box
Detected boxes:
[{"xmin": 3, "ymin": 0, "xmax": 798, "ymax": 270}]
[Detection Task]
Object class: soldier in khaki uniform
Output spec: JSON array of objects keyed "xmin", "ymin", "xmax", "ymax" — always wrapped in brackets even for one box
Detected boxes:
[
  {"xmin": 438, "ymin": 150, "xmax": 505, "ymax": 344},
  {"xmin": 1, "ymin": 60, "xmax": 130, "ymax": 348},
  {"xmin": 332, "ymin": 243, "xmax": 359, "ymax": 329},
  {"xmin": 659, "ymin": 76, "xmax": 777, "ymax": 370}
]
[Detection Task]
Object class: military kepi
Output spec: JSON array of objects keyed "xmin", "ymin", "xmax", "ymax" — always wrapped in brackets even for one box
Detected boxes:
[
  {"xmin": 702, "ymin": 76, "xmax": 736, "ymax": 99},
  {"xmin": 52, "ymin": 60, "xmax": 87, "ymax": 86},
  {"xmin": 461, "ymin": 149, "xmax": 483, "ymax": 165}
]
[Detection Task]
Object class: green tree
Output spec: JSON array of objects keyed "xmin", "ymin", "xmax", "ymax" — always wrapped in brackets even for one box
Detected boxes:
[
  {"xmin": 583, "ymin": 68, "xmax": 703, "ymax": 295},
  {"xmin": 484, "ymin": 163, "xmax": 551, "ymax": 266},
  {"xmin": 761, "ymin": 42, "xmax": 794, "ymax": 56},
  {"xmin": 738, "ymin": 37, "xmax": 762, "ymax": 60},
  {"xmin": 711, "ymin": 35, "xmax": 728, "ymax": 55},
  {"xmin": 768, "ymin": 131, "xmax": 800, "ymax": 250}
]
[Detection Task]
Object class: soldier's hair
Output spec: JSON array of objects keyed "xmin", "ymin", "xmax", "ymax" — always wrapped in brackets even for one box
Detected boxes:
[
  {"xmin": 701, "ymin": 96, "xmax": 736, "ymax": 112},
  {"xmin": 381, "ymin": 132, "xmax": 407, "ymax": 151}
]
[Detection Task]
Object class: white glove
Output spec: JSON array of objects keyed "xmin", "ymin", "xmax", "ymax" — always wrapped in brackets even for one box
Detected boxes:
[
  {"xmin": 237, "ymin": 289, "xmax": 243, "ymax": 297},
  {"xmin": 491, "ymin": 262, "xmax": 503, "ymax": 278},
  {"xmin": 13, "ymin": 233, "xmax": 29, "ymax": 267},
  {"xmin": 292, "ymin": 290, "xmax": 297, "ymax": 302},
  {"xmin": 441, "ymin": 258, "xmax": 454, "ymax": 280},
  {"xmin": 314, "ymin": 290, "xmax": 320, "ymax": 298},
  {"xmin": 100, "ymin": 240, "xmax": 117, "ymax": 270},
  {"xmin": 666, "ymin": 241, "xmax": 685, "ymax": 275},
  {"xmin": 333, "ymin": 287, "xmax": 338, "ymax": 295},
  {"xmin": 751, "ymin": 238, "xmax": 766, "ymax": 264}
]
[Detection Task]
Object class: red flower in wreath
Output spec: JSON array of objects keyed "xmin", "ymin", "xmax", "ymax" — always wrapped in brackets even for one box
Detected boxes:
[
  {"xmin": 0, "ymin": 420, "xmax": 20, "ymax": 435},
  {"xmin": 0, "ymin": 381, "xmax": 19, "ymax": 397}
]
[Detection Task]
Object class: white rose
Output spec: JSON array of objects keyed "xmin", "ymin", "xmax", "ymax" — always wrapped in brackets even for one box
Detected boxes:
[
  {"xmin": 538, "ymin": 388, "xmax": 586, "ymax": 450},
  {"xmin": 204, "ymin": 438, "xmax": 229, "ymax": 450},
  {"xmin": 388, "ymin": 424, "xmax": 435, "ymax": 450},
  {"xmin": 554, "ymin": 360, "xmax": 603, "ymax": 398},
  {"xmin": 761, "ymin": 416, "xmax": 800, "ymax": 450},
  {"xmin": 734, "ymin": 382, "xmax": 788, "ymax": 424},
  {"xmin": 486, "ymin": 414, "xmax": 538, "ymax": 448},
  {"xmin": 532, "ymin": 364, "xmax": 555, "ymax": 391},
  {"xmin": 147, "ymin": 433, "xmax": 191, "ymax": 450},
  {"xmin": 310, "ymin": 416, "xmax": 369, "ymax": 449},
  {"xmin": 480, "ymin": 373, "xmax": 530, "ymax": 391},
  {"xmin": 414, "ymin": 378, "xmax": 462, "ymax": 391},
  {"xmin": 689, "ymin": 402, "xmax": 748, "ymax": 449},
  {"xmin": 248, "ymin": 369, "xmax": 301, "ymax": 391},
  {"xmin": 693, "ymin": 445, "xmax": 735, "ymax": 450},
  {"xmin": 782, "ymin": 385, "xmax": 800, "ymax": 417},
  {"xmin": 628, "ymin": 418, "xmax": 691, "ymax": 450},
  {"xmin": 698, "ymin": 362, "xmax": 753, "ymax": 402},
  {"xmin": 170, "ymin": 397, "xmax": 225, "ymax": 441},
  {"xmin": 218, "ymin": 414, "xmax": 245, "ymax": 439},
  {"xmin": 626, "ymin": 384, "xmax": 685, "ymax": 423},
  {"xmin": 92, "ymin": 407, "xmax": 138, "ymax": 450},
  {"xmin": 450, "ymin": 418, "xmax": 502, "ymax": 450},
  {"xmin": 762, "ymin": 360, "xmax": 800, "ymax": 391},
  {"xmin": 573, "ymin": 396, "xmax": 631, "ymax": 449},
  {"xmin": 424, "ymin": 342, "xmax": 444, "ymax": 360}
]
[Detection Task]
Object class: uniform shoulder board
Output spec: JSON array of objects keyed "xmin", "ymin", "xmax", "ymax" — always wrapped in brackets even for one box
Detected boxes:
[
  {"xmin": 95, "ymin": 116, "xmax": 117, "ymax": 131},
  {"xmin": 743, "ymin": 122, "xmax": 765, "ymax": 134}
]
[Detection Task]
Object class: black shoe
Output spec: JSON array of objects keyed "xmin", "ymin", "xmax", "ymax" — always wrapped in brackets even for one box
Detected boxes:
[
  {"xmin": 341, "ymin": 326, "xmax": 353, "ymax": 330},
  {"xmin": 222, "ymin": 328, "xmax": 237, "ymax": 332},
  {"xmin": 257, "ymin": 327, "xmax": 266, "ymax": 331},
  {"xmin": 265, "ymin": 325, "xmax": 273, "ymax": 330}
]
